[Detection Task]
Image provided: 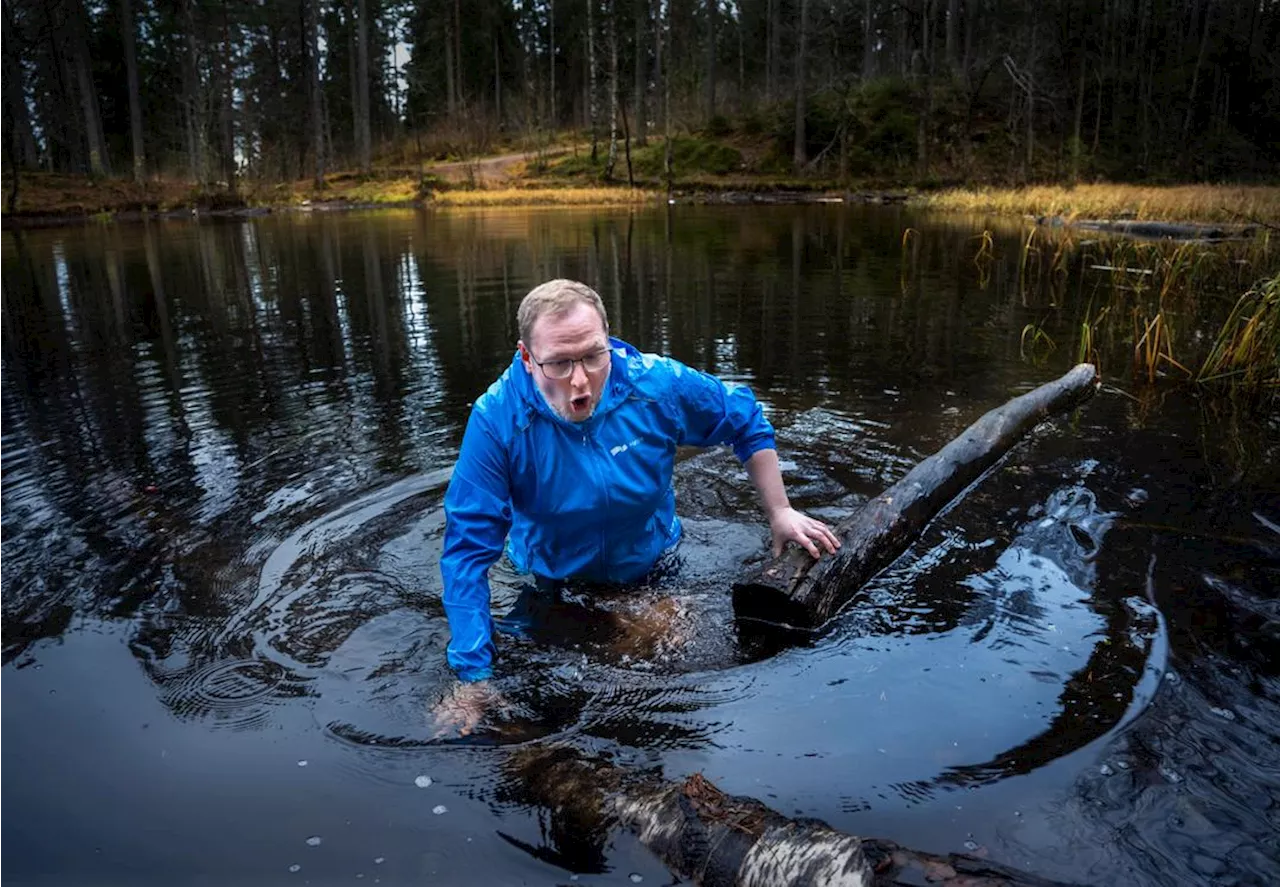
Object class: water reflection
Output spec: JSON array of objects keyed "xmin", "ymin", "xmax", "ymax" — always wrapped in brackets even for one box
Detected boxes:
[{"xmin": 3, "ymin": 207, "xmax": 1278, "ymax": 886}]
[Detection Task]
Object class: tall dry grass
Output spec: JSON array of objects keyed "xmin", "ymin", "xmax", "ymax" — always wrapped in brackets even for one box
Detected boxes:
[
  {"xmin": 429, "ymin": 187, "xmax": 657, "ymax": 207},
  {"xmin": 919, "ymin": 184, "xmax": 1280, "ymax": 224},
  {"xmin": 995, "ymin": 224, "xmax": 1278, "ymax": 398}
]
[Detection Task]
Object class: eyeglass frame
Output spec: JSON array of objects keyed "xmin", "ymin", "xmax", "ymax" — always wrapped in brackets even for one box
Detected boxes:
[{"xmin": 529, "ymin": 347, "xmax": 613, "ymax": 380}]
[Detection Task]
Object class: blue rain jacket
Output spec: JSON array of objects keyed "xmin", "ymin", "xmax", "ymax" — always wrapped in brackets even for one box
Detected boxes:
[{"xmin": 440, "ymin": 337, "xmax": 776, "ymax": 681}]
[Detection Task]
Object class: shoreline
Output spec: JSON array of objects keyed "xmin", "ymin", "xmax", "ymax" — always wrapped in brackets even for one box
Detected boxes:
[{"xmin": 2, "ymin": 175, "xmax": 1276, "ymax": 230}]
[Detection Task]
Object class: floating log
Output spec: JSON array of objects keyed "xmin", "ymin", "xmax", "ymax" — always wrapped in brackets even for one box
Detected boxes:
[
  {"xmin": 506, "ymin": 747, "xmax": 1076, "ymax": 887},
  {"xmin": 1038, "ymin": 216, "xmax": 1257, "ymax": 241},
  {"xmin": 732, "ymin": 363, "xmax": 1100, "ymax": 629}
]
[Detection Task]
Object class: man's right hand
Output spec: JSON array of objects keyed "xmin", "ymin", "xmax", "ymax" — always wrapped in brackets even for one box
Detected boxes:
[{"xmin": 431, "ymin": 680, "xmax": 503, "ymax": 738}]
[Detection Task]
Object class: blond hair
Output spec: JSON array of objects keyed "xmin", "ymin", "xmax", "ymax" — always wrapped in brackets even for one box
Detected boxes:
[{"xmin": 517, "ymin": 279, "xmax": 609, "ymax": 346}]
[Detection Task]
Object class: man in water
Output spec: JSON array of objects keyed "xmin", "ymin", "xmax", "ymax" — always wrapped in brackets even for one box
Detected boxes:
[{"xmin": 435, "ymin": 279, "xmax": 839, "ymax": 733}]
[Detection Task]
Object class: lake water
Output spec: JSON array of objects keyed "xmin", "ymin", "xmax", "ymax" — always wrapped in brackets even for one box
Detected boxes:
[{"xmin": 3, "ymin": 206, "xmax": 1277, "ymax": 886}]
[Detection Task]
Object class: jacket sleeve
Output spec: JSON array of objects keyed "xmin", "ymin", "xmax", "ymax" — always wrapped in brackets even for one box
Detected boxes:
[
  {"xmin": 665, "ymin": 358, "xmax": 777, "ymax": 463},
  {"xmin": 440, "ymin": 407, "xmax": 512, "ymax": 682}
]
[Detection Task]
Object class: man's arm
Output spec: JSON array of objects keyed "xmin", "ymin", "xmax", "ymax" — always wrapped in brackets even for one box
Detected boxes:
[
  {"xmin": 745, "ymin": 447, "xmax": 841, "ymax": 558},
  {"xmin": 440, "ymin": 410, "xmax": 512, "ymax": 682},
  {"xmin": 665, "ymin": 359, "xmax": 839, "ymax": 559}
]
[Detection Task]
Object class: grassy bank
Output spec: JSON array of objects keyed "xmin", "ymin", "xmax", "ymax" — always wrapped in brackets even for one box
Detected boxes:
[
  {"xmin": 4, "ymin": 140, "xmax": 1278, "ymax": 223},
  {"xmin": 917, "ymin": 184, "xmax": 1280, "ymax": 223}
]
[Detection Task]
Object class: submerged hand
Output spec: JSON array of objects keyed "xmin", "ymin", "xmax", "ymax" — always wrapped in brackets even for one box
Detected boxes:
[
  {"xmin": 432, "ymin": 680, "xmax": 504, "ymax": 738},
  {"xmin": 768, "ymin": 507, "xmax": 841, "ymax": 559}
]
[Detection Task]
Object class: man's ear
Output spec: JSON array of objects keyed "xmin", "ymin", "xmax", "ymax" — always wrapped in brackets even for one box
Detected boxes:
[{"xmin": 517, "ymin": 340, "xmax": 534, "ymax": 374}]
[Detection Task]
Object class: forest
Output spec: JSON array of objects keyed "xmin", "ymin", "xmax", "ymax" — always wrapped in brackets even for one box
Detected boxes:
[{"xmin": 3, "ymin": 0, "xmax": 1278, "ymax": 192}]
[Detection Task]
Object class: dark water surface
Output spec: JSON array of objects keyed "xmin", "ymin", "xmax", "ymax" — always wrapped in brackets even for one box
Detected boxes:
[{"xmin": 3, "ymin": 206, "xmax": 1277, "ymax": 886}]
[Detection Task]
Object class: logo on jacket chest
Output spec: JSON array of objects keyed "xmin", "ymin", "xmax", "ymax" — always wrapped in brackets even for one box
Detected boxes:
[{"xmin": 609, "ymin": 436, "xmax": 643, "ymax": 457}]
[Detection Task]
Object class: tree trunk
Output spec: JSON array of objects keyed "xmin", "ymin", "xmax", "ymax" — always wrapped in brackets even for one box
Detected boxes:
[
  {"xmin": 661, "ymin": 0, "xmax": 672, "ymax": 195},
  {"xmin": 218, "ymin": 0, "xmax": 236, "ymax": 192},
  {"xmin": 766, "ymin": 0, "xmax": 779, "ymax": 103},
  {"xmin": 68, "ymin": 1, "xmax": 109, "ymax": 176},
  {"xmin": 589, "ymin": 0, "xmax": 599, "ymax": 163},
  {"xmin": 704, "ymin": 0, "xmax": 716, "ymax": 121},
  {"xmin": 180, "ymin": 0, "xmax": 204, "ymax": 182},
  {"xmin": 454, "ymin": 0, "xmax": 463, "ymax": 110},
  {"xmin": 862, "ymin": 0, "xmax": 874, "ymax": 79},
  {"xmin": 633, "ymin": 0, "xmax": 646, "ymax": 145},
  {"xmin": 1072, "ymin": 56, "xmax": 1085, "ymax": 184},
  {"xmin": 356, "ymin": 0, "xmax": 372, "ymax": 173},
  {"xmin": 1182, "ymin": 0, "xmax": 1212, "ymax": 142},
  {"xmin": 792, "ymin": 0, "xmax": 809, "ymax": 171},
  {"xmin": 307, "ymin": 0, "xmax": 325, "ymax": 187},
  {"xmin": 946, "ymin": 0, "xmax": 960, "ymax": 76},
  {"xmin": 732, "ymin": 363, "xmax": 1099, "ymax": 628},
  {"xmin": 444, "ymin": 5, "xmax": 457, "ymax": 117},
  {"xmin": 120, "ymin": 0, "xmax": 145, "ymax": 182},
  {"xmin": 494, "ymin": 34, "xmax": 502, "ymax": 124},
  {"xmin": 550, "ymin": 0, "xmax": 556, "ymax": 128},
  {"xmin": 607, "ymin": 0, "xmax": 619, "ymax": 178}
]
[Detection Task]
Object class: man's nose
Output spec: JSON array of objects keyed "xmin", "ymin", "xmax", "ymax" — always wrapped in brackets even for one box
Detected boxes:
[{"xmin": 570, "ymin": 360, "xmax": 589, "ymax": 386}]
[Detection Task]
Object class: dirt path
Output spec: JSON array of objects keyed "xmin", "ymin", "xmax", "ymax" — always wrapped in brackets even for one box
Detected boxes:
[{"xmin": 430, "ymin": 146, "xmax": 579, "ymax": 186}]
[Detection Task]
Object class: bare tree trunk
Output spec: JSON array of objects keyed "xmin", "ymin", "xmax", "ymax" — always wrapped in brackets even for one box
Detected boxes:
[
  {"xmin": 762, "ymin": 0, "xmax": 773, "ymax": 101},
  {"xmin": 661, "ymin": 0, "xmax": 672, "ymax": 195},
  {"xmin": 120, "ymin": 0, "xmax": 145, "ymax": 181},
  {"xmin": 494, "ymin": 34, "xmax": 502, "ymax": 124},
  {"xmin": 1072, "ymin": 57, "xmax": 1085, "ymax": 183},
  {"xmin": 356, "ymin": 0, "xmax": 372, "ymax": 173},
  {"xmin": 916, "ymin": 0, "xmax": 933, "ymax": 176},
  {"xmin": 946, "ymin": 0, "xmax": 960, "ymax": 75},
  {"xmin": 444, "ymin": 7, "xmax": 456, "ymax": 117},
  {"xmin": 607, "ymin": 0, "xmax": 619, "ymax": 178},
  {"xmin": 454, "ymin": 0, "xmax": 463, "ymax": 111},
  {"xmin": 180, "ymin": 0, "xmax": 204, "ymax": 182},
  {"xmin": 1182, "ymin": 0, "xmax": 1212, "ymax": 141},
  {"xmin": 633, "ymin": 0, "xmax": 646, "ymax": 145},
  {"xmin": 218, "ymin": 0, "xmax": 236, "ymax": 192},
  {"xmin": 862, "ymin": 0, "xmax": 874, "ymax": 79},
  {"xmin": 306, "ymin": 0, "xmax": 325, "ymax": 187},
  {"xmin": 1025, "ymin": 22, "xmax": 1036, "ymax": 178},
  {"xmin": 737, "ymin": 11, "xmax": 744, "ymax": 112},
  {"xmin": 588, "ymin": 0, "xmax": 599, "ymax": 163},
  {"xmin": 68, "ymin": 1, "xmax": 109, "ymax": 176},
  {"xmin": 704, "ymin": 0, "xmax": 716, "ymax": 121},
  {"xmin": 793, "ymin": 0, "xmax": 809, "ymax": 171}
]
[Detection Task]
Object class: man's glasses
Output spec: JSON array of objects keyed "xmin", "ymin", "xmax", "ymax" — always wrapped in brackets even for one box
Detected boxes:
[{"xmin": 532, "ymin": 348, "xmax": 611, "ymax": 380}]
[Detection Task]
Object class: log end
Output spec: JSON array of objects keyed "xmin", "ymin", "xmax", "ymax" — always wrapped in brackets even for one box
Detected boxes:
[{"xmin": 731, "ymin": 580, "xmax": 819, "ymax": 630}]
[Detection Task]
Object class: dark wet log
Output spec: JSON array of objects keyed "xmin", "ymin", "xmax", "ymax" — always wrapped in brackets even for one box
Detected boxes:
[
  {"xmin": 1039, "ymin": 216, "xmax": 1257, "ymax": 241},
  {"xmin": 732, "ymin": 364, "xmax": 1099, "ymax": 629},
  {"xmin": 617, "ymin": 775, "xmax": 1076, "ymax": 887},
  {"xmin": 507, "ymin": 748, "xmax": 1077, "ymax": 887}
]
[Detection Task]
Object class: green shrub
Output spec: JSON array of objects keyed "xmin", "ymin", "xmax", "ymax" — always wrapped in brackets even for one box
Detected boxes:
[{"xmin": 706, "ymin": 114, "xmax": 733, "ymax": 137}]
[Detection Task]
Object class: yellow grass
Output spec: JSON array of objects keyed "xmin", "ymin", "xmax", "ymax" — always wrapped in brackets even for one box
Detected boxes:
[
  {"xmin": 428, "ymin": 186, "xmax": 658, "ymax": 207},
  {"xmin": 917, "ymin": 184, "xmax": 1280, "ymax": 224}
]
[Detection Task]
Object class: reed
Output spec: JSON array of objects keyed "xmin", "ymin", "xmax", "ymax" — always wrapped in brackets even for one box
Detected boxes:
[
  {"xmin": 918, "ymin": 184, "xmax": 1280, "ymax": 224},
  {"xmin": 1197, "ymin": 274, "xmax": 1280, "ymax": 393},
  {"xmin": 997, "ymin": 224, "xmax": 1278, "ymax": 399}
]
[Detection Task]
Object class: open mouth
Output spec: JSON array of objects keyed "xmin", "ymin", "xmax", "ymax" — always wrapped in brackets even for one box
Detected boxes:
[{"xmin": 570, "ymin": 394, "xmax": 591, "ymax": 413}]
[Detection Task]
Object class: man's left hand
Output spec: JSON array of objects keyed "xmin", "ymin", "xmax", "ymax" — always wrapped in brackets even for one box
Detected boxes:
[{"xmin": 768, "ymin": 507, "xmax": 841, "ymax": 559}]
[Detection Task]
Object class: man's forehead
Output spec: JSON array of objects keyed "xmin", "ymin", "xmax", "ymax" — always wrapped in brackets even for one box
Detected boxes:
[{"xmin": 532, "ymin": 306, "xmax": 607, "ymax": 352}]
